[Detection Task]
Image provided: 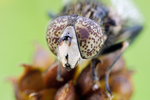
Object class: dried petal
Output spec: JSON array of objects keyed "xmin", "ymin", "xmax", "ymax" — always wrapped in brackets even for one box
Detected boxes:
[
  {"xmin": 33, "ymin": 44, "xmax": 55, "ymax": 68},
  {"xmin": 43, "ymin": 63, "xmax": 75, "ymax": 88},
  {"xmin": 84, "ymin": 89, "xmax": 108, "ymax": 100},
  {"xmin": 54, "ymin": 81, "xmax": 79, "ymax": 100},
  {"xmin": 8, "ymin": 78, "xmax": 30, "ymax": 100},
  {"xmin": 30, "ymin": 88, "xmax": 57, "ymax": 100},
  {"xmin": 18, "ymin": 64, "xmax": 44, "ymax": 92},
  {"xmin": 109, "ymin": 71, "xmax": 134, "ymax": 100},
  {"xmin": 77, "ymin": 64, "xmax": 93, "ymax": 95}
]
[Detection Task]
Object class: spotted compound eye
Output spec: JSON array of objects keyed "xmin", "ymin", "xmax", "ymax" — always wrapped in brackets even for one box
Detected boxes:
[
  {"xmin": 46, "ymin": 15, "xmax": 106, "ymax": 59},
  {"xmin": 75, "ymin": 17, "xmax": 107, "ymax": 59},
  {"xmin": 46, "ymin": 16, "xmax": 69, "ymax": 55}
]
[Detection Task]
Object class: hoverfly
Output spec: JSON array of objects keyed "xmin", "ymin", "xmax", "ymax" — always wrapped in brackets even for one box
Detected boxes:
[{"xmin": 46, "ymin": 0, "xmax": 143, "ymax": 98}]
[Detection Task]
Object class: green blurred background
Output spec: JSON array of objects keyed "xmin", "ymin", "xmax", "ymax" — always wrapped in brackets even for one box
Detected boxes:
[{"xmin": 0, "ymin": 0, "xmax": 149, "ymax": 100}]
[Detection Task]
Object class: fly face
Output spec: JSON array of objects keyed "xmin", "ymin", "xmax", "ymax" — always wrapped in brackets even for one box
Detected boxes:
[
  {"xmin": 46, "ymin": 15, "xmax": 107, "ymax": 70},
  {"xmin": 58, "ymin": 26, "xmax": 81, "ymax": 71}
]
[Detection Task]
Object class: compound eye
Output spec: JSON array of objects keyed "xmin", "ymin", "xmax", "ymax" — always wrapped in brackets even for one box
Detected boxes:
[
  {"xmin": 46, "ymin": 16, "xmax": 69, "ymax": 55},
  {"xmin": 75, "ymin": 17, "xmax": 106, "ymax": 59}
]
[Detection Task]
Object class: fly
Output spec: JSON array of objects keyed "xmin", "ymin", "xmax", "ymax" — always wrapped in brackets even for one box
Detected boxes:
[{"xmin": 46, "ymin": 0, "xmax": 143, "ymax": 99}]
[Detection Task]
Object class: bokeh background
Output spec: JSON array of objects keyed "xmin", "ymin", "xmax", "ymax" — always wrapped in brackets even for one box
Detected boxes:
[{"xmin": 0, "ymin": 0, "xmax": 149, "ymax": 100}]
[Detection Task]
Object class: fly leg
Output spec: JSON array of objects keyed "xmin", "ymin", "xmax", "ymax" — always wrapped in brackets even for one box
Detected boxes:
[
  {"xmin": 102, "ymin": 25, "xmax": 142, "ymax": 99},
  {"xmin": 91, "ymin": 58, "xmax": 102, "ymax": 90},
  {"xmin": 42, "ymin": 60, "xmax": 63, "ymax": 81},
  {"xmin": 56, "ymin": 62, "xmax": 64, "ymax": 81},
  {"xmin": 105, "ymin": 41, "xmax": 129, "ymax": 99}
]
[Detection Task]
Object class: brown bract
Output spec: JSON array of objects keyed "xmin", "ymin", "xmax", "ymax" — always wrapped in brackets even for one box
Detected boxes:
[
  {"xmin": 84, "ymin": 89, "xmax": 108, "ymax": 100},
  {"xmin": 32, "ymin": 44, "xmax": 55, "ymax": 68},
  {"xmin": 43, "ymin": 63, "xmax": 75, "ymax": 88},
  {"xmin": 109, "ymin": 71, "xmax": 134, "ymax": 100},
  {"xmin": 54, "ymin": 81, "xmax": 79, "ymax": 100},
  {"xmin": 18, "ymin": 64, "xmax": 44, "ymax": 92},
  {"xmin": 30, "ymin": 89, "xmax": 57, "ymax": 100}
]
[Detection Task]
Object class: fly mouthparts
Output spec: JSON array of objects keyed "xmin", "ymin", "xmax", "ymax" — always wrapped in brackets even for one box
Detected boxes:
[{"xmin": 65, "ymin": 63, "xmax": 72, "ymax": 71}]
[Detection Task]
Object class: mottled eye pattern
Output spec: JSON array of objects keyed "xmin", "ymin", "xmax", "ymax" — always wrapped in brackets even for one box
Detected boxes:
[
  {"xmin": 75, "ymin": 17, "xmax": 106, "ymax": 59},
  {"xmin": 46, "ymin": 16, "xmax": 69, "ymax": 55},
  {"xmin": 46, "ymin": 15, "xmax": 106, "ymax": 59}
]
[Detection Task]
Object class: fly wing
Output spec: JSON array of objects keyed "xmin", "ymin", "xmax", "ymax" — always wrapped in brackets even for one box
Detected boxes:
[
  {"xmin": 62, "ymin": 0, "xmax": 79, "ymax": 5},
  {"xmin": 62, "ymin": 0, "xmax": 72, "ymax": 5},
  {"xmin": 108, "ymin": 0, "xmax": 144, "ymax": 44},
  {"xmin": 110, "ymin": 0, "xmax": 144, "ymax": 25},
  {"xmin": 111, "ymin": 0, "xmax": 144, "ymax": 44},
  {"xmin": 100, "ymin": 0, "xmax": 144, "ymax": 54}
]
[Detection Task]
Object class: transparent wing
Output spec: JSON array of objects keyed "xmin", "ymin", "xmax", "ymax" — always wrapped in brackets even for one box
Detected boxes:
[
  {"xmin": 110, "ymin": 0, "xmax": 144, "ymax": 25},
  {"xmin": 62, "ymin": 0, "xmax": 88, "ymax": 6},
  {"xmin": 62, "ymin": 0, "xmax": 78, "ymax": 5},
  {"xmin": 108, "ymin": 0, "xmax": 143, "ymax": 44},
  {"xmin": 62, "ymin": 0, "xmax": 71, "ymax": 5}
]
